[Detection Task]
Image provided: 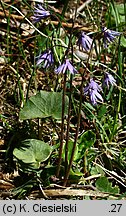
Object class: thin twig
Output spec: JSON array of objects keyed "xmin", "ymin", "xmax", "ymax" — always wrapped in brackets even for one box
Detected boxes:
[
  {"xmin": 43, "ymin": 189, "xmax": 120, "ymax": 198},
  {"xmin": 0, "ymin": 10, "xmax": 93, "ymax": 32}
]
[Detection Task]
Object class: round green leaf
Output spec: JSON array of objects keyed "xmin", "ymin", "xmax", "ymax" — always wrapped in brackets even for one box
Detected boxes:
[
  {"xmin": 13, "ymin": 139, "xmax": 52, "ymax": 169},
  {"xmin": 19, "ymin": 91, "xmax": 69, "ymax": 120}
]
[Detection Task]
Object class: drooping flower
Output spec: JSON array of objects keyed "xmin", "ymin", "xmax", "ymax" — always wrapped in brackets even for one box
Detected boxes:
[
  {"xmin": 32, "ymin": 4, "xmax": 50, "ymax": 23},
  {"xmin": 55, "ymin": 59, "xmax": 77, "ymax": 75},
  {"xmin": 102, "ymin": 27, "xmax": 121, "ymax": 48},
  {"xmin": 103, "ymin": 72, "xmax": 116, "ymax": 88},
  {"xmin": 77, "ymin": 32, "xmax": 93, "ymax": 52},
  {"xmin": 84, "ymin": 79, "xmax": 103, "ymax": 105},
  {"xmin": 36, "ymin": 50, "xmax": 54, "ymax": 68}
]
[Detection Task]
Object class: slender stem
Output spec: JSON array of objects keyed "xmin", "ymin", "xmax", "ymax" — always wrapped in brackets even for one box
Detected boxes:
[
  {"xmin": 63, "ymin": 0, "xmax": 80, "ymax": 180},
  {"xmin": 38, "ymin": 119, "xmax": 44, "ymax": 140},
  {"xmin": 26, "ymin": 69, "xmax": 35, "ymax": 102},
  {"xmin": 63, "ymin": 75, "xmax": 84, "ymax": 186},
  {"xmin": 56, "ymin": 73, "xmax": 67, "ymax": 177},
  {"xmin": 57, "ymin": 0, "xmax": 80, "ymax": 178},
  {"xmin": 65, "ymin": 74, "xmax": 73, "ymax": 174},
  {"xmin": 111, "ymin": 37, "xmax": 122, "ymax": 140},
  {"xmin": 63, "ymin": 13, "xmax": 95, "ymax": 186}
]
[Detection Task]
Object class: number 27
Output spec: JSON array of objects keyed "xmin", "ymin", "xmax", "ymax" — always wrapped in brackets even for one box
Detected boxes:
[{"xmin": 110, "ymin": 204, "xmax": 122, "ymax": 212}]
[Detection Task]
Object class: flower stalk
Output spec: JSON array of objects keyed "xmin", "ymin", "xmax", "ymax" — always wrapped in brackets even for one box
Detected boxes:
[{"xmin": 56, "ymin": 72, "xmax": 67, "ymax": 177}]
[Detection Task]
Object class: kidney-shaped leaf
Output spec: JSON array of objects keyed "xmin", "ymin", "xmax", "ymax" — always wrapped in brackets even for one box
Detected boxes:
[
  {"xmin": 19, "ymin": 91, "xmax": 69, "ymax": 120},
  {"xmin": 13, "ymin": 139, "xmax": 52, "ymax": 169}
]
